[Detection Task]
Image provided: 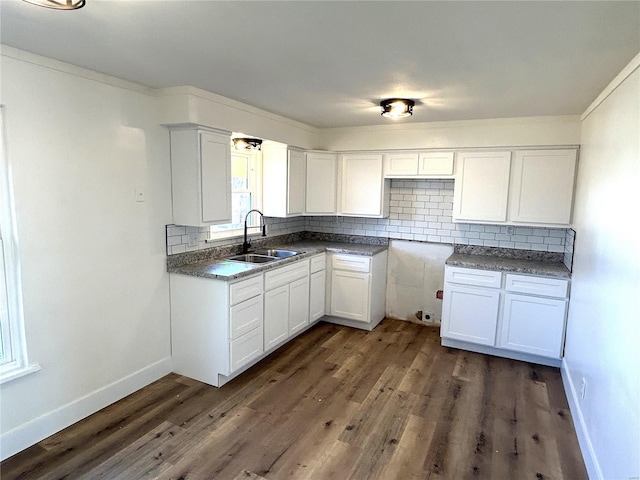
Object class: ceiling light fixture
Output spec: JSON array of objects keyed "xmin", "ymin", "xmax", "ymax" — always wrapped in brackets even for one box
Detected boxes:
[
  {"xmin": 233, "ymin": 138, "xmax": 262, "ymax": 151},
  {"xmin": 23, "ymin": 0, "xmax": 85, "ymax": 9},
  {"xmin": 380, "ymin": 98, "xmax": 415, "ymax": 118}
]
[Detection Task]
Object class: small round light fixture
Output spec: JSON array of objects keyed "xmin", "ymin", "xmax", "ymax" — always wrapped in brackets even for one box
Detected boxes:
[
  {"xmin": 233, "ymin": 138, "xmax": 262, "ymax": 151},
  {"xmin": 380, "ymin": 98, "xmax": 415, "ymax": 118},
  {"xmin": 23, "ymin": 0, "xmax": 86, "ymax": 9}
]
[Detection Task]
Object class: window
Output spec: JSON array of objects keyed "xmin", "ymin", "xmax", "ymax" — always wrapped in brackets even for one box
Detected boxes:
[
  {"xmin": 0, "ymin": 105, "xmax": 39, "ymax": 383},
  {"xmin": 209, "ymin": 150, "xmax": 262, "ymax": 237}
]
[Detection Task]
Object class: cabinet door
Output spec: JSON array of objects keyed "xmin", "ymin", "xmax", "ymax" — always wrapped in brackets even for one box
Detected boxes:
[
  {"xmin": 309, "ymin": 269, "xmax": 326, "ymax": 322},
  {"xmin": 289, "ymin": 277, "xmax": 310, "ymax": 335},
  {"xmin": 331, "ymin": 270, "xmax": 370, "ymax": 322},
  {"xmin": 500, "ymin": 293, "xmax": 567, "ymax": 358},
  {"xmin": 418, "ymin": 152, "xmax": 454, "ymax": 176},
  {"xmin": 200, "ymin": 132, "xmax": 232, "ymax": 224},
  {"xmin": 170, "ymin": 129, "xmax": 231, "ymax": 226},
  {"xmin": 383, "ymin": 152, "xmax": 419, "ymax": 176},
  {"xmin": 453, "ymin": 151, "xmax": 511, "ymax": 223},
  {"xmin": 287, "ymin": 149, "xmax": 306, "ymax": 215},
  {"xmin": 340, "ymin": 153, "xmax": 387, "ymax": 217},
  {"xmin": 230, "ymin": 327, "xmax": 264, "ymax": 373},
  {"xmin": 305, "ymin": 152, "xmax": 337, "ymax": 214},
  {"xmin": 441, "ymin": 284, "xmax": 500, "ymax": 346},
  {"xmin": 509, "ymin": 150, "xmax": 577, "ymax": 225},
  {"xmin": 264, "ymin": 286, "xmax": 289, "ymax": 350}
]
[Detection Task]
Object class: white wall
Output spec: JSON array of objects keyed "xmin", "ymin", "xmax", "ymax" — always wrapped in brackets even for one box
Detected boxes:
[
  {"xmin": 0, "ymin": 48, "xmax": 173, "ymax": 459},
  {"xmin": 386, "ymin": 240, "xmax": 453, "ymax": 323},
  {"xmin": 158, "ymin": 86, "xmax": 320, "ymax": 150},
  {"xmin": 319, "ymin": 115, "xmax": 581, "ymax": 151},
  {"xmin": 562, "ymin": 56, "xmax": 640, "ymax": 479}
]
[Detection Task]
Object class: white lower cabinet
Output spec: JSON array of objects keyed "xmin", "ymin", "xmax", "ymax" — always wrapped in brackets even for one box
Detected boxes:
[
  {"xmin": 441, "ymin": 265, "xmax": 570, "ymax": 366},
  {"xmin": 170, "ymin": 273, "xmax": 264, "ymax": 387},
  {"xmin": 499, "ymin": 273, "xmax": 568, "ymax": 358},
  {"xmin": 331, "ymin": 270, "xmax": 370, "ymax": 322},
  {"xmin": 289, "ymin": 277, "xmax": 310, "ymax": 335},
  {"xmin": 263, "ymin": 259, "xmax": 310, "ymax": 351},
  {"xmin": 309, "ymin": 253, "xmax": 327, "ymax": 323},
  {"xmin": 264, "ymin": 285, "xmax": 290, "ymax": 350},
  {"xmin": 441, "ymin": 284, "xmax": 500, "ymax": 346},
  {"xmin": 325, "ymin": 250, "xmax": 388, "ymax": 331}
]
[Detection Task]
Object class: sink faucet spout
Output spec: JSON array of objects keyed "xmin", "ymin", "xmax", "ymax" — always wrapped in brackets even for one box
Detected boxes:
[{"xmin": 242, "ymin": 209, "xmax": 266, "ymax": 254}]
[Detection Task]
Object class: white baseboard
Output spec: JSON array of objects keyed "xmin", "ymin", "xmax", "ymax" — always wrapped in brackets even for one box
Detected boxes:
[
  {"xmin": 561, "ymin": 358, "xmax": 603, "ymax": 480},
  {"xmin": 0, "ymin": 356, "xmax": 172, "ymax": 461}
]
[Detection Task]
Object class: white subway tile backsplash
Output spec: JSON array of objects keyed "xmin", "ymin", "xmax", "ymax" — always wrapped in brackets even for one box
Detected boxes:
[{"xmin": 166, "ymin": 179, "xmax": 569, "ymax": 257}]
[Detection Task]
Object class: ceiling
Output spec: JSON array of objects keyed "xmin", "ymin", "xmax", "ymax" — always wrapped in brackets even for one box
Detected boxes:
[{"xmin": 1, "ymin": 1, "xmax": 638, "ymax": 128}]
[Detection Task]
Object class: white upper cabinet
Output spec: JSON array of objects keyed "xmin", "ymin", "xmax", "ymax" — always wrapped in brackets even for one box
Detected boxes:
[
  {"xmin": 305, "ymin": 151, "xmax": 338, "ymax": 215},
  {"xmin": 170, "ymin": 128, "xmax": 232, "ymax": 226},
  {"xmin": 383, "ymin": 152, "xmax": 419, "ymax": 176},
  {"xmin": 453, "ymin": 151, "xmax": 512, "ymax": 223},
  {"xmin": 452, "ymin": 148, "xmax": 578, "ymax": 227},
  {"xmin": 339, "ymin": 153, "xmax": 389, "ymax": 217},
  {"xmin": 509, "ymin": 149, "xmax": 577, "ymax": 225},
  {"xmin": 262, "ymin": 144, "xmax": 306, "ymax": 217},
  {"xmin": 384, "ymin": 151, "xmax": 454, "ymax": 178},
  {"xmin": 418, "ymin": 151, "xmax": 455, "ymax": 176}
]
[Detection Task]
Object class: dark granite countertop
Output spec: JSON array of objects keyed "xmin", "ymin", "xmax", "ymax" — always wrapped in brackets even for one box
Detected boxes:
[
  {"xmin": 446, "ymin": 253, "xmax": 570, "ymax": 279},
  {"xmin": 168, "ymin": 241, "xmax": 388, "ymax": 281}
]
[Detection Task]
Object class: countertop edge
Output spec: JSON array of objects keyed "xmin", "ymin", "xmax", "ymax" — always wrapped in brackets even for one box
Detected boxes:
[{"xmin": 445, "ymin": 253, "xmax": 571, "ymax": 279}]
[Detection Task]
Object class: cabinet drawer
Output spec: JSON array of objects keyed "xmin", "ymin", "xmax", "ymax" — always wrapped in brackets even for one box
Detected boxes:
[
  {"xmin": 332, "ymin": 254, "xmax": 371, "ymax": 273},
  {"xmin": 505, "ymin": 274, "xmax": 568, "ymax": 298},
  {"xmin": 230, "ymin": 294, "xmax": 263, "ymax": 340},
  {"xmin": 264, "ymin": 259, "xmax": 310, "ymax": 290},
  {"xmin": 230, "ymin": 274, "xmax": 264, "ymax": 306},
  {"xmin": 310, "ymin": 253, "xmax": 326, "ymax": 273},
  {"xmin": 445, "ymin": 266, "xmax": 502, "ymax": 289},
  {"xmin": 230, "ymin": 327, "xmax": 263, "ymax": 373}
]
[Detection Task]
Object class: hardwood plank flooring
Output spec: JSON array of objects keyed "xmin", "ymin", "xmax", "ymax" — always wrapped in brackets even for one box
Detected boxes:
[{"xmin": 1, "ymin": 319, "xmax": 588, "ymax": 480}]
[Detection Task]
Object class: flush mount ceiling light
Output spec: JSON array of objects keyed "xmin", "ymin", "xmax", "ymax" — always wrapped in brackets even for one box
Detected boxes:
[
  {"xmin": 23, "ymin": 0, "xmax": 85, "ymax": 9},
  {"xmin": 380, "ymin": 98, "xmax": 415, "ymax": 118},
  {"xmin": 233, "ymin": 138, "xmax": 262, "ymax": 151}
]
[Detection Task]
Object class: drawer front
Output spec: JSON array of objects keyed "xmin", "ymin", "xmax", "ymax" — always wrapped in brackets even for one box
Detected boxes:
[
  {"xmin": 331, "ymin": 254, "xmax": 371, "ymax": 273},
  {"xmin": 445, "ymin": 266, "xmax": 502, "ymax": 289},
  {"xmin": 310, "ymin": 253, "xmax": 326, "ymax": 273},
  {"xmin": 230, "ymin": 327, "xmax": 264, "ymax": 373},
  {"xmin": 230, "ymin": 294, "xmax": 263, "ymax": 340},
  {"xmin": 505, "ymin": 274, "xmax": 568, "ymax": 298},
  {"xmin": 264, "ymin": 259, "xmax": 310, "ymax": 291},
  {"xmin": 230, "ymin": 274, "xmax": 264, "ymax": 306}
]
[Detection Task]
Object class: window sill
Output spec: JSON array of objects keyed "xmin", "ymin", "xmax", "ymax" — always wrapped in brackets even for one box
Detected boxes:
[
  {"xmin": 0, "ymin": 362, "xmax": 41, "ymax": 385},
  {"xmin": 207, "ymin": 227, "xmax": 262, "ymax": 242}
]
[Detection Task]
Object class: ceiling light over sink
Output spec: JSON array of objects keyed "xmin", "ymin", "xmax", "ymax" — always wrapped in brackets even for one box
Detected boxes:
[
  {"xmin": 23, "ymin": 0, "xmax": 85, "ymax": 9},
  {"xmin": 233, "ymin": 138, "xmax": 262, "ymax": 151},
  {"xmin": 380, "ymin": 98, "xmax": 414, "ymax": 118}
]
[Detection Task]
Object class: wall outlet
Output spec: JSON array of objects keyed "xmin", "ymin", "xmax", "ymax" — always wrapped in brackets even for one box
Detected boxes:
[{"xmin": 580, "ymin": 378, "xmax": 587, "ymax": 400}]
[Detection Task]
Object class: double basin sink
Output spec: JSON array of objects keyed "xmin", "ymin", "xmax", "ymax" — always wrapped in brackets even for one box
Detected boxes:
[{"xmin": 226, "ymin": 249, "xmax": 299, "ymax": 265}]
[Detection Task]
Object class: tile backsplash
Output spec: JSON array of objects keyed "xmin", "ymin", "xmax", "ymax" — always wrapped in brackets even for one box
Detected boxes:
[{"xmin": 166, "ymin": 179, "xmax": 575, "ymax": 259}]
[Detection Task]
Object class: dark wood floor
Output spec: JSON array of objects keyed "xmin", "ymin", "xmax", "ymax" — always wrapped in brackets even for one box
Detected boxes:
[{"xmin": 2, "ymin": 319, "xmax": 588, "ymax": 480}]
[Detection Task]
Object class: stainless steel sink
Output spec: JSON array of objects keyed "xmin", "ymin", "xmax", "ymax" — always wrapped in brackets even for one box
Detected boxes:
[
  {"xmin": 253, "ymin": 249, "xmax": 299, "ymax": 258},
  {"xmin": 227, "ymin": 254, "xmax": 278, "ymax": 264}
]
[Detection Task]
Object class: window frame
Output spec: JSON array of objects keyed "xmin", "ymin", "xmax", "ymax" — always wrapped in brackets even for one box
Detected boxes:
[
  {"xmin": 209, "ymin": 149, "xmax": 263, "ymax": 240},
  {"xmin": 0, "ymin": 105, "xmax": 40, "ymax": 384}
]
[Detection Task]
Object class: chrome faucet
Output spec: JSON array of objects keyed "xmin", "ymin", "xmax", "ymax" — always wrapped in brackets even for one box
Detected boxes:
[{"xmin": 242, "ymin": 209, "xmax": 267, "ymax": 253}]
